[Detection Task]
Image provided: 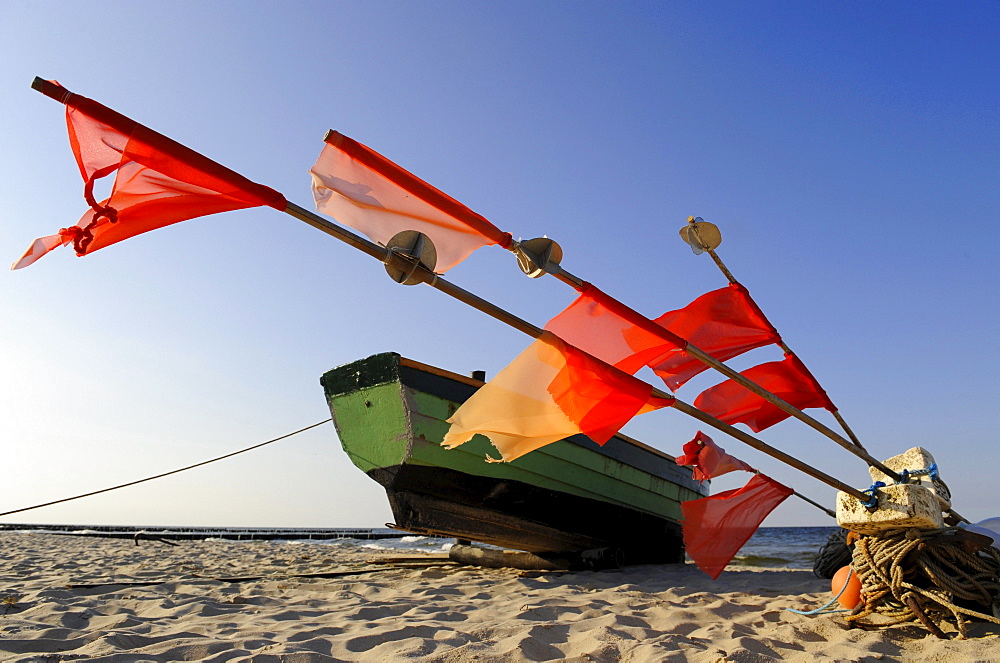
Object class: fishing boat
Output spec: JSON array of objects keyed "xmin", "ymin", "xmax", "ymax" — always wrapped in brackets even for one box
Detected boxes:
[{"xmin": 321, "ymin": 352, "xmax": 708, "ymax": 567}]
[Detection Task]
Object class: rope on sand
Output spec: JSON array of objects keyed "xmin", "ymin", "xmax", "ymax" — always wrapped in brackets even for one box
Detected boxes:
[{"xmin": 847, "ymin": 527, "xmax": 1000, "ymax": 639}]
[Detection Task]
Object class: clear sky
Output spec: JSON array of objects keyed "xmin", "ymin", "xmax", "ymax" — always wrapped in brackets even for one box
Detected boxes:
[{"xmin": 1, "ymin": 1, "xmax": 997, "ymax": 529}]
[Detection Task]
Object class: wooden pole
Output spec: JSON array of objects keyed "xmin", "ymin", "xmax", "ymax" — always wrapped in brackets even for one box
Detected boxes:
[
  {"xmin": 523, "ymin": 248, "xmax": 904, "ymax": 482},
  {"xmin": 286, "ymin": 166, "xmax": 965, "ymax": 520},
  {"xmin": 790, "ymin": 490, "xmax": 837, "ymax": 519},
  {"xmin": 26, "ymin": 79, "xmax": 952, "ymax": 518},
  {"xmin": 506, "ymin": 225, "xmax": 969, "ymax": 522},
  {"xmin": 687, "ymin": 216, "xmax": 867, "ymax": 452},
  {"xmin": 284, "ymin": 202, "xmax": 868, "ymax": 503},
  {"xmin": 680, "ymin": 218, "xmax": 969, "ymax": 524}
]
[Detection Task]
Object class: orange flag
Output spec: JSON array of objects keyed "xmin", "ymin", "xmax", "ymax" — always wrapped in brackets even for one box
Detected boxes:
[
  {"xmin": 12, "ymin": 80, "xmax": 286, "ymax": 270},
  {"xmin": 648, "ymin": 284, "xmax": 780, "ymax": 391},
  {"xmin": 442, "ymin": 333, "xmax": 674, "ymax": 462},
  {"xmin": 309, "ymin": 131, "xmax": 512, "ymax": 272},
  {"xmin": 674, "ymin": 431, "xmax": 754, "ymax": 482},
  {"xmin": 682, "ymin": 473, "xmax": 793, "ymax": 579},
  {"xmin": 693, "ymin": 354, "xmax": 835, "ymax": 432}
]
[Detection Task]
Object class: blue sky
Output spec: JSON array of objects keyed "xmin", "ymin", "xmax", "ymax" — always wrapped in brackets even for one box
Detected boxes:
[{"xmin": 1, "ymin": 1, "xmax": 997, "ymax": 528}]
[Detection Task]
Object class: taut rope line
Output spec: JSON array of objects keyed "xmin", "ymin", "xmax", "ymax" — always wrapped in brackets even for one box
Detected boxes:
[{"xmin": 0, "ymin": 419, "xmax": 333, "ymax": 518}]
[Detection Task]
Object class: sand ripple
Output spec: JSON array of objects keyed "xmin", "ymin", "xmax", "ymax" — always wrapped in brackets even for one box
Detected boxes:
[{"xmin": 1, "ymin": 532, "xmax": 999, "ymax": 661}]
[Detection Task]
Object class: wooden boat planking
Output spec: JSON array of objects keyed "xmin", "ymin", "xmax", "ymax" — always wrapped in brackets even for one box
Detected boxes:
[{"xmin": 321, "ymin": 352, "xmax": 708, "ymax": 566}]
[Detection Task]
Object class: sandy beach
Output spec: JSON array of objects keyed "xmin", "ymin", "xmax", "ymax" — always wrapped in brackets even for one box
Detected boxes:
[{"xmin": 1, "ymin": 532, "xmax": 998, "ymax": 662}]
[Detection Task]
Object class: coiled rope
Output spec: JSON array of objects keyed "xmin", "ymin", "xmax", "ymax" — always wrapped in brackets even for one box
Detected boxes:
[
  {"xmin": 812, "ymin": 527, "xmax": 853, "ymax": 579},
  {"xmin": 0, "ymin": 419, "xmax": 332, "ymax": 518},
  {"xmin": 847, "ymin": 527, "xmax": 1000, "ymax": 639}
]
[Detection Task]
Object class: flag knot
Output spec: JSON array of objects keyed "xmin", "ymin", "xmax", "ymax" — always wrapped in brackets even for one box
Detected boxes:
[
  {"xmin": 56, "ymin": 226, "xmax": 83, "ymax": 252},
  {"xmin": 79, "ymin": 161, "xmax": 122, "ymax": 252}
]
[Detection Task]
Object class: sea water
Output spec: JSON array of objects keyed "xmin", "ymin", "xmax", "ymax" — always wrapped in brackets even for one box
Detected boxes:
[
  {"xmin": 267, "ymin": 527, "xmax": 839, "ymax": 570},
  {"xmin": 346, "ymin": 527, "xmax": 839, "ymax": 569},
  {"xmin": 729, "ymin": 526, "xmax": 837, "ymax": 569},
  {"xmin": 3, "ymin": 525, "xmax": 837, "ymax": 569}
]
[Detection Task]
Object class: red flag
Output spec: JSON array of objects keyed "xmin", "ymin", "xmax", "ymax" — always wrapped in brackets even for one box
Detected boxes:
[
  {"xmin": 693, "ymin": 354, "xmax": 835, "ymax": 432},
  {"xmin": 548, "ymin": 337, "xmax": 674, "ymax": 444},
  {"xmin": 443, "ymin": 333, "xmax": 674, "ymax": 462},
  {"xmin": 310, "ymin": 131, "xmax": 512, "ymax": 273},
  {"xmin": 647, "ymin": 284, "xmax": 780, "ymax": 391},
  {"xmin": 543, "ymin": 283, "xmax": 681, "ymax": 375},
  {"xmin": 12, "ymin": 80, "xmax": 286, "ymax": 269},
  {"xmin": 682, "ymin": 473, "xmax": 794, "ymax": 579},
  {"xmin": 675, "ymin": 431, "xmax": 754, "ymax": 482}
]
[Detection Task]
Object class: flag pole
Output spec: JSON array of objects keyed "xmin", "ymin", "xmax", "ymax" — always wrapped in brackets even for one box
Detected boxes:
[
  {"xmin": 509, "ymin": 238, "xmax": 902, "ymax": 480},
  {"xmin": 307, "ymin": 116, "xmax": 886, "ymax": 483},
  {"xmin": 682, "ymin": 216, "xmax": 867, "ymax": 452},
  {"xmin": 283, "ymin": 201, "xmax": 871, "ymax": 503},
  {"xmin": 789, "ymin": 490, "xmax": 836, "ymax": 518},
  {"xmin": 511, "ymin": 235, "xmax": 967, "ymax": 523},
  {"xmin": 678, "ymin": 218, "xmax": 968, "ymax": 523},
  {"xmin": 25, "ymin": 78, "xmax": 951, "ymax": 519}
]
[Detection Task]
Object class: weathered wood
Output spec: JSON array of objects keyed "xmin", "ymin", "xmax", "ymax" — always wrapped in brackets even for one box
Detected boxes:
[
  {"xmin": 449, "ymin": 544, "xmax": 569, "ymax": 570},
  {"xmin": 448, "ymin": 544, "xmax": 623, "ymax": 571}
]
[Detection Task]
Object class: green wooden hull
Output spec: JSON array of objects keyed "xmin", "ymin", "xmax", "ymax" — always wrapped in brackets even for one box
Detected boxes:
[{"xmin": 321, "ymin": 353, "xmax": 707, "ymax": 564}]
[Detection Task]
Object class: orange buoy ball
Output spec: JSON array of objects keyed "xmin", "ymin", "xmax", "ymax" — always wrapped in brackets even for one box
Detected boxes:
[{"xmin": 831, "ymin": 565, "xmax": 862, "ymax": 609}]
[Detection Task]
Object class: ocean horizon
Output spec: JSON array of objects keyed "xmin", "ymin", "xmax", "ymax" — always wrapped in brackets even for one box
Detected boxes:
[{"xmin": 0, "ymin": 523, "xmax": 836, "ymax": 570}]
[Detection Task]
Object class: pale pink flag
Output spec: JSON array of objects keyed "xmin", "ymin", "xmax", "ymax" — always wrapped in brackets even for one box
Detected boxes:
[{"xmin": 309, "ymin": 131, "xmax": 511, "ymax": 272}]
